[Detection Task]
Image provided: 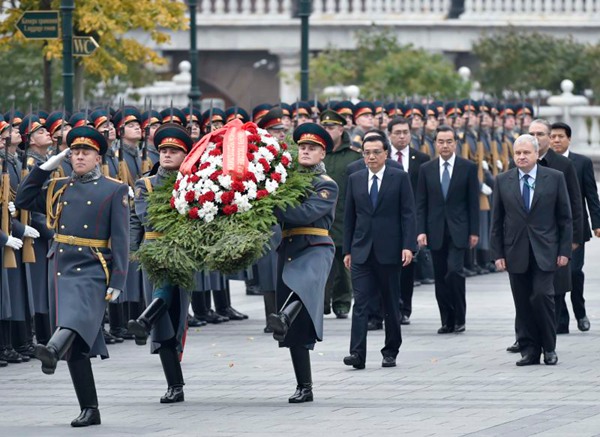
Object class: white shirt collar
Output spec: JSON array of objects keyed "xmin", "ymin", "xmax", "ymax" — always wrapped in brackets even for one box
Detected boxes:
[
  {"xmin": 368, "ymin": 165, "xmax": 386, "ymax": 181},
  {"xmin": 439, "ymin": 153, "xmax": 456, "ymax": 168},
  {"xmin": 518, "ymin": 164, "xmax": 538, "ymax": 181},
  {"xmin": 562, "ymin": 149, "xmax": 570, "ymax": 158}
]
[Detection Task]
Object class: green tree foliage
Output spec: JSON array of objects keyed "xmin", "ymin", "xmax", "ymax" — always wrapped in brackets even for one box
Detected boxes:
[
  {"xmin": 310, "ymin": 28, "xmax": 470, "ymax": 99},
  {"xmin": 472, "ymin": 30, "xmax": 595, "ymax": 96}
]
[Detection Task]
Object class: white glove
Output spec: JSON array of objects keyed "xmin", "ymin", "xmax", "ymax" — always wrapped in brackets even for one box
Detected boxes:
[
  {"xmin": 496, "ymin": 160, "xmax": 503, "ymax": 171},
  {"xmin": 23, "ymin": 226, "xmax": 40, "ymax": 239},
  {"xmin": 5, "ymin": 235, "xmax": 23, "ymax": 250},
  {"xmin": 128, "ymin": 186, "xmax": 134, "ymax": 199},
  {"xmin": 481, "ymin": 160, "xmax": 489, "ymax": 171},
  {"xmin": 8, "ymin": 201, "xmax": 16, "ymax": 215},
  {"xmin": 40, "ymin": 149, "xmax": 69, "ymax": 171},
  {"xmin": 481, "ymin": 183, "xmax": 493, "ymax": 196},
  {"xmin": 105, "ymin": 287, "xmax": 121, "ymax": 302}
]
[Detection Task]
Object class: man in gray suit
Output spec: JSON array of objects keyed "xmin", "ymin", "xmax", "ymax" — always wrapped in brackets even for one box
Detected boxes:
[{"xmin": 491, "ymin": 134, "xmax": 572, "ymax": 366}]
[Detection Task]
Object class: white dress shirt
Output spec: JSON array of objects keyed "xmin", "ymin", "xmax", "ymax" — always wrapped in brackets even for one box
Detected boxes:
[
  {"xmin": 439, "ymin": 153, "xmax": 456, "ymax": 181},
  {"xmin": 368, "ymin": 165, "xmax": 386, "ymax": 192},
  {"xmin": 518, "ymin": 165, "xmax": 537, "ymax": 209},
  {"xmin": 390, "ymin": 146, "xmax": 409, "ymax": 171}
]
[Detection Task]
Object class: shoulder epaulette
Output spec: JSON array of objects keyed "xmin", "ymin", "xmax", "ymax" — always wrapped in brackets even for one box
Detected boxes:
[
  {"xmin": 349, "ymin": 145, "xmax": 362, "ymax": 154},
  {"xmin": 104, "ymin": 176, "xmax": 124, "ymax": 184},
  {"xmin": 320, "ymin": 174, "xmax": 334, "ymax": 182}
]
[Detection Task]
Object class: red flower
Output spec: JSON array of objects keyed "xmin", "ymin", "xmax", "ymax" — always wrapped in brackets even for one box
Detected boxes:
[
  {"xmin": 281, "ymin": 142, "xmax": 288, "ymax": 150},
  {"xmin": 248, "ymin": 144, "xmax": 259, "ymax": 153},
  {"xmin": 222, "ymin": 204, "xmax": 238, "ymax": 215},
  {"xmin": 199, "ymin": 162, "xmax": 210, "ymax": 170},
  {"xmin": 248, "ymin": 134, "xmax": 261, "ymax": 143},
  {"xmin": 190, "ymin": 174, "xmax": 200, "ymax": 183},
  {"xmin": 243, "ymin": 171, "xmax": 257, "ymax": 183},
  {"xmin": 174, "ymin": 180, "xmax": 181, "ymax": 190},
  {"xmin": 184, "ymin": 191, "xmax": 196, "ymax": 203},
  {"xmin": 247, "ymin": 153, "xmax": 255, "ymax": 161},
  {"xmin": 170, "ymin": 197, "xmax": 176, "ymax": 208},
  {"xmin": 191, "ymin": 165, "xmax": 198, "ymax": 173},
  {"xmin": 188, "ymin": 207, "xmax": 199, "ymax": 219},
  {"xmin": 256, "ymin": 189, "xmax": 269, "ymax": 200},
  {"xmin": 209, "ymin": 148, "xmax": 221, "ymax": 157},
  {"xmin": 221, "ymin": 191, "xmax": 235, "ymax": 204},
  {"xmin": 231, "ymin": 180, "xmax": 245, "ymax": 192},
  {"xmin": 209, "ymin": 170, "xmax": 222, "ymax": 181},
  {"xmin": 271, "ymin": 172, "xmax": 282, "ymax": 183},
  {"xmin": 281, "ymin": 156, "xmax": 290, "ymax": 166},
  {"xmin": 267, "ymin": 145, "xmax": 278, "ymax": 156},
  {"xmin": 243, "ymin": 122, "xmax": 257, "ymax": 133},
  {"xmin": 258, "ymin": 158, "xmax": 270, "ymax": 172},
  {"xmin": 203, "ymin": 191, "xmax": 215, "ymax": 202}
]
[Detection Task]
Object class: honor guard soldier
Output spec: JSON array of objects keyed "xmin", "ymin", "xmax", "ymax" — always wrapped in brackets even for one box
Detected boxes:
[
  {"xmin": 268, "ymin": 123, "xmax": 338, "ymax": 403},
  {"xmin": 90, "ymin": 109, "xmax": 120, "ymax": 178},
  {"xmin": 15, "ymin": 126, "xmax": 129, "ymax": 427},
  {"xmin": 320, "ymin": 109, "xmax": 362, "ymax": 318},
  {"xmin": 159, "ymin": 107, "xmax": 185, "ymax": 126},
  {"xmin": 290, "ymin": 101, "xmax": 311, "ymax": 126},
  {"xmin": 19, "ymin": 115, "xmax": 54, "ymax": 346},
  {"xmin": 351, "ymin": 101, "xmax": 375, "ymax": 149},
  {"xmin": 128, "ymin": 123, "xmax": 193, "ymax": 404},
  {"xmin": 334, "ymin": 100, "xmax": 355, "ymax": 132},
  {"xmin": 141, "ymin": 110, "xmax": 163, "ymax": 166},
  {"xmin": 258, "ymin": 107, "xmax": 287, "ymax": 142},
  {"xmin": 516, "ymin": 102, "xmax": 534, "ymax": 135},
  {"xmin": 45, "ymin": 111, "xmax": 73, "ymax": 177},
  {"xmin": 225, "ymin": 106, "xmax": 250, "ymax": 124},
  {"xmin": 182, "ymin": 106, "xmax": 202, "ymax": 141},
  {"xmin": 252, "ymin": 103, "xmax": 273, "ymax": 125},
  {"xmin": 280, "ymin": 102, "xmax": 293, "ymax": 132},
  {"xmin": 201, "ymin": 107, "xmax": 225, "ymax": 134}
]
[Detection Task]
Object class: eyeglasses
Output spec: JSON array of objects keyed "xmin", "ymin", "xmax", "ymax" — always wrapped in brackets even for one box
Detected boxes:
[{"xmin": 362, "ymin": 150, "xmax": 385, "ymax": 157}]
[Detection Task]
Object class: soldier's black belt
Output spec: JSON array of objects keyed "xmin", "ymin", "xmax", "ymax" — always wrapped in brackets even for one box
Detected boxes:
[
  {"xmin": 54, "ymin": 234, "xmax": 109, "ymax": 248},
  {"xmin": 281, "ymin": 227, "xmax": 329, "ymax": 238}
]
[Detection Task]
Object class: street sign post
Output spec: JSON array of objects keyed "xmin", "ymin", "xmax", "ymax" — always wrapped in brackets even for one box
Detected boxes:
[
  {"xmin": 73, "ymin": 36, "xmax": 99, "ymax": 57},
  {"xmin": 15, "ymin": 11, "xmax": 60, "ymax": 39}
]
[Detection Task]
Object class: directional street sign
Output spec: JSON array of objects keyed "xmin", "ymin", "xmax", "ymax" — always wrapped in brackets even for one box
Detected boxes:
[
  {"xmin": 15, "ymin": 11, "xmax": 60, "ymax": 40},
  {"xmin": 73, "ymin": 36, "xmax": 99, "ymax": 57}
]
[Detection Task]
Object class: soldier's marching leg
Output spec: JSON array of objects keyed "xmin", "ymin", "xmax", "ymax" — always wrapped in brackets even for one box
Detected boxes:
[
  {"xmin": 159, "ymin": 345, "xmax": 185, "ymax": 404},
  {"xmin": 35, "ymin": 327, "xmax": 77, "ymax": 375},
  {"xmin": 263, "ymin": 291, "xmax": 276, "ymax": 333},
  {"xmin": 108, "ymin": 302, "xmax": 127, "ymax": 342},
  {"xmin": 288, "ymin": 346, "xmax": 313, "ymax": 403},
  {"xmin": 128, "ymin": 284, "xmax": 173, "ymax": 345},
  {"xmin": 268, "ymin": 293, "xmax": 303, "ymax": 342},
  {"xmin": 67, "ymin": 355, "xmax": 101, "ymax": 427}
]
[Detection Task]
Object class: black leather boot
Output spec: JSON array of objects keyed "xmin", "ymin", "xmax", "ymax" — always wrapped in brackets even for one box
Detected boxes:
[
  {"xmin": 159, "ymin": 347, "xmax": 185, "ymax": 403},
  {"xmin": 263, "ymin": 291, "xmax": 276, "ymax": 333},
  {"xmin": 107, "ymin": 303, "xmax": 125, "ymax": 343},
  {"xmin": 68, "ymin": 357, "xmax": 101, "ymax": 427},
  {"xmin": 127, "ymin": 298, "xmax": 167, "ymax": 345},
  {"xmin": 268, "ymin": 297, "xmax": 303, "ymax": 342},
  {"xmin": 34, "ymin": 328, "xmax": 77, "ymax": 375},
  {"xmin": 33, "ymin": 313, "xmax": 51, "ymax": 345},
  {"xmin": 288, "ymin": 347, "xmax": 313, "ymax": 403}
]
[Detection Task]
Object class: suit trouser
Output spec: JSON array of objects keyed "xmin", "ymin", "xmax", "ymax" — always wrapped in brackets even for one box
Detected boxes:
[
  {"xmin": 430, "ymin": 234, "xmax": 466, "ymax": 327},
  {"xmin": 509, "ymin": 247, "xmax": 556, "ymax": 356},
  {"xmin": 324, "ymin": 248, "xmax": 353, "ymax": 314},
  {"xmin": 400, "ymin": 262, "xmax": 414, "ymax": 317},
  {"xmin": 350, "ymin": 252, "xmax": 401, "ymax": 362}
]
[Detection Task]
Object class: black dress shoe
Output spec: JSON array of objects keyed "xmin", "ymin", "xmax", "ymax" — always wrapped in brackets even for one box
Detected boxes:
[
  {"xmin": 506, "ymin": 341, "xmax": 520, "ymax": 353},
  {"xmin": 288, "ymin": 384, "xmax": 313, "ymax": 403},
  {"xmin": 35, "ymin": 344, "xmax": 59, "ymax": 374},
  {"xmin": 334, "ymin": 311, "xmax": 349, "ymax": 319},
  {"xmin": 263, "ymin": 325, "xmax": 274, "ymax": 333},
  {"xmin": 462, "ymin": 268, "xmax": 477, "ymax": 277},
  {"xmin": 198, "ymin": 310, "xmax": 229, "ymax": 324},
  {"xmin": 15, "ymin": 342, "xmax": 36, "ymax": 358},
  {"xmin": 577, "ymin": 316, "xmax": 590, "ymax": 332},
  {"xmin": 421, "ymin": 278, "xmax": 435, "ymax": 285},
  {"xmin": 413, "ymin": 280, "xmax": 421, "ymax": 287},
  {"xmin": 71, "ymin": 408, "xmax": 101, "ymax": 427},
  {"xmin": 382, "ymin": 356, "xmax": 396, "ymax": 367},
  {"xmin": 217, "ymin": 307, "xmax": 248, "ymax": 321},
  {"xmin": 437, "ymin": 325, "xmax": 454, "ymax": 334},
  {"xmin": 367, "ymin": 321, "xmax": 383, "ymax": 331},
  {"xmin": 103, "ymin": 328, "xmax": 116, "ymax": 344},
  {"xmin": 543, "ymin": 351, "xmax": 558, "ymax": 365},
  {"xmin": 110, "ymin": 327, "xmax": 135, "ymax": 340},
  {"xmin": 160, "ymin": 385, "xmax": 184, "ymax": 403},
  {"xmin": 343, "ymin": 353, "xmax": 365, "ymax": 369},
  {"xmin": 0, "ymin": 347, "xmax": 23, "ymax": 363},
  {"xmin": 187, "ymin": 315, "xmax": 206, "ymax": 327},
  {"xmin": 400, "ymin": 315, "xmax": 410, "ymax": 325},
  {"xmin": 454, "ymin": 324, "xmax": 466, "ymax": 333},
  {"xmin": 516, "ymin": 354, "xmax": 540, "ymax": 366}
]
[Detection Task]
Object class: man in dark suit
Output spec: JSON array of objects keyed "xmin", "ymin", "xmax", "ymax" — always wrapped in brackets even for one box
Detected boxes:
[
  {"xmin": 550, "ymin": 122, "xmax": 600, "ymax": 332},
  {"xmin": 387, "ymin": 117, "xmax": 430, "ymax": 325},
  {"xmin": 491, "ymin": 134, "xmax": 572, "ymax": 366},
  {"xmin": 343, "ymin": 134, "xmax": 416, "ymax": 369},
  {"xmin": 416, "ymin": 125, "xmax": 480, "ymax": 334}
]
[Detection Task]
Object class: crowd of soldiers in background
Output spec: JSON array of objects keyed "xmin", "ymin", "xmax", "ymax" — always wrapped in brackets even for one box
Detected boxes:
[{"xmin": 0, "ymin": 96, "xmax": 534, "ymax": 366}]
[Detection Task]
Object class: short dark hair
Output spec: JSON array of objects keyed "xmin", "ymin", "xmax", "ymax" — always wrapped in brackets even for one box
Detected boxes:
[
  {"xmin": 435, "ymin": 125, "xmax": 456, "ymax": 141},
  {"xmin": 551, "ymin": 122, "xmax": 572, "ymax": 139},
  {"xmin": 387, "ymin": 117, "xmax": 410, "ymax": 133},
  {"xmin": 362, "ymin": 135, "xmax": 389, "ymax": 151}
]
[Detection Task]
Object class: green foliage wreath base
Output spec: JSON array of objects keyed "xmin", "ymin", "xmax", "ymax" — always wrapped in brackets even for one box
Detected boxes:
[{"xmin": 136, "ymin": 169, "xmax": 314, "ymax": 290}]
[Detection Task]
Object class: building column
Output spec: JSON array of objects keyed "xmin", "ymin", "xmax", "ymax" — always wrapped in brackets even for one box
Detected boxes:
[{"xmin": 271, "ymin": 50, "xmax": 301, "ymax": 103}]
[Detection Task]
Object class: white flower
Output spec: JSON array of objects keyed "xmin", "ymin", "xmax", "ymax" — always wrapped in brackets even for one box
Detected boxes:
[
  {"xmin": 243, "ymin": 180, "xmax": 257, "ymax": 193},
  {"xmin": 265, "ymin": 179, "xmax": 279, "ymax": 193},
  {"xmin": 233, "ymin": 192, "xmax": 252, "ymax": 213},
  {"xmin": 174, "ymin": 196, "xmax": 190, "ymax": 215},
  {"xmin": 217, "ymin": 174, "xmax": 232, "ymax": 190},
  {"xmin": 200, "ymin": 201, "xmax": 218, "ymax": 223}
]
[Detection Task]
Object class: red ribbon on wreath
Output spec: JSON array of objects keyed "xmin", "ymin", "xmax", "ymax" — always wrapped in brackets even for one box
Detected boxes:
[{"xmin": 180, "ymin": 119, "xmax": 249, "ymax": 179}]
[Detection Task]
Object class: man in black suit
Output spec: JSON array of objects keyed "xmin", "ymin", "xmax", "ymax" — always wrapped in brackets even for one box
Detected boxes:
[
  {"xmin": 551, "ymin": 122, "xmax": 600, "ymax": 332},
  {"xmin": 387, "ymin": 117, "xmax": 430, "ymax": 325},
  {"xmin": 491, "ymin": 134, "xmax": 572, "ymax": 366},
  {"xmin": 416, "ymin": 125, "xmax": 480, "ymax": 334},
  {"xmin": 343, "ymin": 134, "xmax": 416, "ymax": 369}
]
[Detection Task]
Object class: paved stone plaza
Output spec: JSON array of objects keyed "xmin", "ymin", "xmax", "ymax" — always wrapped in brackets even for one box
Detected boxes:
[{"xmin": 2, "ymin": 241, "xmax": 600, "ymax": 436}]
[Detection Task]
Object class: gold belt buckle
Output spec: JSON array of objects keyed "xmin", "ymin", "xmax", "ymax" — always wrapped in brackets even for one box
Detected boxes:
[{"xmin": 67, "ymin": 235, "xmax": 76, "ymax": 245}]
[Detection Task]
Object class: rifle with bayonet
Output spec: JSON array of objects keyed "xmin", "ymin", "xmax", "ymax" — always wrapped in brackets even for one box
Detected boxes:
[
  {"xmin": 141, "ymin": 99, "xmax": 152, "ymax": 174},
  {"xmin": 20, "ymin": 105, "xmax": 35, "ymax": 263},
  {"xmin": 420, "ymin": 98, "xmax": 430, "ymax": 155},
  {"xmin": 2, "ymin": 106, "xmax": 17, "ymax": 268},
  {"xmin": 311, "ymin": 94, "xmax": 319, "ymax": 124},
  {"xmin": 117, "ymin": 100, "xmax": 130, "ymax": 186}
]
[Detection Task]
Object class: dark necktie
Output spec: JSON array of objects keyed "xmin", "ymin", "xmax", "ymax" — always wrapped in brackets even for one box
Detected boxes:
[
  {"xmin": 522, "ymin": 174, "xmax": 531, "ymax": 212},
  {"xmin": 397, "ymin": 151, "xmax": 404, "ymax": 171},
  {"xmin": 441, "ymin": 162, "xmax": 450, "ymax": 199},
  {"xmin": 370, "ymin": 175, "xmax": 379, "ymax": 208}
]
